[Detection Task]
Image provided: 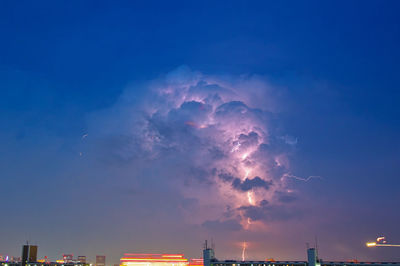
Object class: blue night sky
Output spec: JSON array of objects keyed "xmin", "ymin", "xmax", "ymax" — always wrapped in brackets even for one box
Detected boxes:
[{"xmin": 1, "ymin": 0, "xmax": 400, "ymax": 264}]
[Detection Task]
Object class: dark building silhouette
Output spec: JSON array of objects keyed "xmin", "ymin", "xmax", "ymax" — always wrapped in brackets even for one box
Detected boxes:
[
  {"xmin": 21, "ymin": 245, "xmax": 29, "ymax": 266},
  {"xmin": 21, "ymin": 244, "xmax": 37, "ymax": 266}
]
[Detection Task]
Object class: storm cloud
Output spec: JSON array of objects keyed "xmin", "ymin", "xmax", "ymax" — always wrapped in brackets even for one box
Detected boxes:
[
  {"xmin": 88, "ymin": 66, "xmax": 297, "ymax": 231},
  {"xmin": 232, "ymin": 176, "xmax": 272, "ymax": 191}
]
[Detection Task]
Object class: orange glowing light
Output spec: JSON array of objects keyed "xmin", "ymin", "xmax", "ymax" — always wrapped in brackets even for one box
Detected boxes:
[
  {"xmin": 366, "ymin": 243, "xmax": 400, "ymax": 247},
  {"xmin": 120, "ymin": 254, "xmax": 189, "ymax": 265},
  {"xmin": 189, "ymin": 259, "xmax": 203, "ymax": 266},
  {"xmin": 121, "ymin": 258, "xmax": 188, "ymax": 262},
  {"xmin": 347, "ymin": 260, "xmax": 359, "ymax": 263},
  {"xmin": 376, "ymin": 236, "xmax": 387, "ymax": 243}
]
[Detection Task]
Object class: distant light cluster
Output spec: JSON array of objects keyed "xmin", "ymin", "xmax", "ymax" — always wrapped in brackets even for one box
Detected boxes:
[{"xmin": 120, "ymin": 254, "xmax": 203, "ymax": 266}]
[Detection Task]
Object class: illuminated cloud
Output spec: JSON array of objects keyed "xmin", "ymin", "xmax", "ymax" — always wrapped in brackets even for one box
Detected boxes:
[{"xmin": 88, "ymin": 66, "xmax": 297, "ymax": 231}]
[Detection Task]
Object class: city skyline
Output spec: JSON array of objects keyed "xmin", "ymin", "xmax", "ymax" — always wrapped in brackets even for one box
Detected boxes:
[
  {"xmin": 1, "ymin": 241, "xmax": 400, "ymax": 266},
  {"xmin": 1, "ymin": 0, "xmax": 399, "ymax": 264}
]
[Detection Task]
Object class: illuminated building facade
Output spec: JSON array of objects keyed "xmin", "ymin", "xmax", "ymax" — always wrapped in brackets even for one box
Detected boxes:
[
  {"xmin": 120, "ymin": 254, "xmax": 191, "ymax": 266},
  {"xmin": 189, "ymin": 259, "xmax": 204, "ymax": 266},
  {"xmin": 0, "ymin": 262, "xmax": 88, "ymax": 266}
]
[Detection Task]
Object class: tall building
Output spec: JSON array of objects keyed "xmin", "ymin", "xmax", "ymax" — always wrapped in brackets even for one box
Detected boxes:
[
  {"xmin": 96, "ymin": 255, "xmax": 106, "ymax": 266},
  {"xmin": 21, "ymin": 245, "xmax": 29, "ymax": 266},
  {"xmin": 28, "ymin": 246, "xmax": 37, "ymax": 263},
  {"xmin": 21, "ymin": 244, "xmax": 38, "ymax": 265}
]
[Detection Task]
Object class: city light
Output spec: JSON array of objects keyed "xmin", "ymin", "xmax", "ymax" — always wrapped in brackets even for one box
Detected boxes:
[
  {"xmin": 120, "ymin": 254, "xmax": 203, "ymax": 266},
  {"xmin": 189, "ymin": 259, "xmax": 203, "ymax": 266},
  {"xmin": 366, "ymin": 236, "xmax": 400, "ymax": 248},
  {"xmin": 366, "ymin": 242, "xmax": 400, "ymax": 247}
]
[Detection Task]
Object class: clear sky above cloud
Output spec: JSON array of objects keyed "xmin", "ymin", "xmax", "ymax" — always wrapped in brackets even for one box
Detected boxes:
[{"xmin": 1, "ymin": 0, "xmax": 399, "ymax": 264}]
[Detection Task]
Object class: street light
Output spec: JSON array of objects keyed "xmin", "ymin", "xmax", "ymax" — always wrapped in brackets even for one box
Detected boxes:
[
  {"xmin": 366, "ymin": 236, "xmax": 400, "ymax": 247},
  {"xmin": 366, "ymin": 242, "xmax": 400, "ymax": 247}
]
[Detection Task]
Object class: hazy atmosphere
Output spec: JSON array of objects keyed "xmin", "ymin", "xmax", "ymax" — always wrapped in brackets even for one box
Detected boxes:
[{"xmin": 1, "ymin": 1, "xmax": 399, "ymax": 264}]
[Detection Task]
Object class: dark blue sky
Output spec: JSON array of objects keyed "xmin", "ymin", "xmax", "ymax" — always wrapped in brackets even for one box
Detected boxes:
[{"xmin": 1, "ymin": 0, "xmax": 399, "ymax": 264}]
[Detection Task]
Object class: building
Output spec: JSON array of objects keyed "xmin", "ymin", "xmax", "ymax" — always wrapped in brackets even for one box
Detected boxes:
[
  {"xmin": 1, "ymin": 262, "xmax": 88, "ymax": 266},
  {"xmin": 190, "ymin": 259, "xmax": 204, "ymax": 266},
  {"xmin": 63, "ymin": 254, "xmax": 74, "ymax": 264},
  {"xmin": 120, "ymin": 254, "xmax": 190, "ymax": 266},
  {"xmin": 78, "ymin": 256, "xmax": 87, "ymax": 264},
  {"xmin": 28, "ymin": 247, "xmax": 37, "ymax": 263},
  {"xmin": 203, "ymin": 244, "xmax": 400, "ymax": 266},
  {"xmin": 96, "ymin": 255, "xmax": 106, "ymax": 266},
  {"xmin": 21, "ymin": 245, "xmax": 38, "ymax": 266},
  {"xmin": 0, "ymin": 245, "xmax": 88, "ymax": 266}
]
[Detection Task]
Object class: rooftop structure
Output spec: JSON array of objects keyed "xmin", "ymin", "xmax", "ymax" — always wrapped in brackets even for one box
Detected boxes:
[
  {"xmin": 203, "ymin": 244, "xmax": 400, "ymax": 266},
  {"xmin": 0, "ymin": 245, "xmax": 88, "ymax": 266}
]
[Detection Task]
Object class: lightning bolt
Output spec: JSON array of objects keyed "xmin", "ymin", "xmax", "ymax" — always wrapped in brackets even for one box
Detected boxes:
[
  {"xmin": 247, "ymin": 191, "xmax": 255, "ymax": 205},
  {"xmin": 284, "ymin": 174, "xmax": 322, "ymax": 182},
  {"xmin": 241, "ymin": 241, "xmax": 247, "ymax": 261}
]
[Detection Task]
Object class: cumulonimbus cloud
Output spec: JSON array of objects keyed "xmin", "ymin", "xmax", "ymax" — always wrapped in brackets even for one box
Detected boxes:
[{"xmin": 88, "ymin": 66, "xmax": 299, "ymax": 231}]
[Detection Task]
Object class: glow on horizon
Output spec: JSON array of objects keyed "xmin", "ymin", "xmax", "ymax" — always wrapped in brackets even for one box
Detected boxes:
[{"xmin": 120, "ymin": 254, "xmax": 203, "ymax": 266}]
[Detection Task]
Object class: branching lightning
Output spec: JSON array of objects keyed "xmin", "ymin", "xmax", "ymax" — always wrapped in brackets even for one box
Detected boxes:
[{"xmin": 284, "ymin": 174, "xmax": 322, "ymax": 182}]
